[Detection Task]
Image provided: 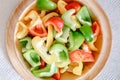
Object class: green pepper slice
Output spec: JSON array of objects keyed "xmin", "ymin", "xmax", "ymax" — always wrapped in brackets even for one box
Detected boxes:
[
  {"xmin": 23, "ymin": 49, "xmax": 40, "ymax": 67},
  {"xmin": 32, "ymin": 63, "xmax": 58, "ymax": 77},
  {"xmin": 49, "ymin": 43, "xmax": 69, "ymax": 62},
  {"xmin": 61, "ymin": 9, "xmax": 77, "ymax": 31},
  {"xmin": 19, "ymin": 37, "xmax": 33, "ymax": 53},
  {"xmin": 80, "ymin": 24, "xmax": 94, "ymax": 42},
  {"xmin": 55, "ymin": 25, "xmax": 70, "ymax": 43},
  {"xmin": 76, "ymin": 6, "xmax": 92, "ymax": 26},
  {"xmin": 37, "ymin": 0, "xmax": 57, "ymax": 11},
  {"xmin": 69, "ymin": 31, "xmax": 85, "ymax": 51}
]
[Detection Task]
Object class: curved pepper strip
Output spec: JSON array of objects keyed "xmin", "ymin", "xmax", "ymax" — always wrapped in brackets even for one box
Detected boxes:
[
  {"xmin": 23, "ymin": 49, "xmax": 40, "ymax": 67},
  {"xmin": 73, "ymin": 62, "xmax": 83, "ymax": 75},
  {"xmin": 42, "ymin": 12, "xmax": 59, "ymax": 25},
  {"xmin": 69, "ymin": 31, "xmax": 85, "ymax": 51},
  {"xmin": 61, "ymin": 9, "xmax": 76, "ymax": 31},
  {"xmin": 46, "ymin": 25, "xmax": 54, "ymax": 50},
  {"xmin": 37, "ymin": 0, "xmax": 57, "ymax": 11},
  {"xmin": 57, "ymin": 0, "xmax": 67, "ymax": 14},
  {"xmin": 16, "ymin": 22, "xmax": 28, "ymax": 39},
  {"xmin": 67, "ymin": 62, "xmax": 83, "ymax": 76},
  {"xmin": 24, "ymin": 10, "xmax": 38, "ymax": 26},
  {"xmin": 55, "ymin": 25, "xmax": 70, "ymax": 43},
  {"xmin": 76, "ymin": 6, "xmax": 92, "ymax": 26},
  {"xmin": 92, "ymin": 21, "xmax": 100, "ymax": 37},
  {"xmin": 32, "ymin": 36, "xmax": 57, "ymax": 64},
  {"xmin": 87, "ymin": 36, "xmax": 98, "ymax": 51},
  {"xmin": 46, "ymin": 17, "xmax": 64, "ymax": 38},
  {"xmin": 19, "ymin": 37, "xmax": 33, "ymax": 53},
  {"xmin": 32, "ymin": 63, "xmax": 58, "ymax": 77}
]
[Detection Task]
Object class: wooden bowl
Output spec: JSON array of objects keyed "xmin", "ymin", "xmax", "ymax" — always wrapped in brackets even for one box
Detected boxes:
[{"xmin": 6, "ymin": 0, "xmax": 112, "ymax": 80}]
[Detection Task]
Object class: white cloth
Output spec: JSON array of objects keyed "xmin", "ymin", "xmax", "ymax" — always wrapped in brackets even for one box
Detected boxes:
[{"xmin": 0, "ymin": 0, "xmax": 120, "ymax": 80}]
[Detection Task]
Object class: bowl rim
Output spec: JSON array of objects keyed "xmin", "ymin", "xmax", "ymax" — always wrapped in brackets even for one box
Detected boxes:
[{"xmin": 6, "ymin": 0, "xmax": 112, "ymax": 80}]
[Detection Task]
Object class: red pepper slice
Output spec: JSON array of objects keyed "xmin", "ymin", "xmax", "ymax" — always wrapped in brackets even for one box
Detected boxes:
[
  {"xmin": 66, "ymin": 1, "xmax": 82, "ymax": 13},
  {"xmin": 52, "ymin": 69, "xmax": 61, "ymax": 80},
  {"xmin": 28, "ymin": 24, "xmax": 47, "ymax": 37},
  {"xmin": 40, "ymin": 58, "xmax": 46, "ymax": 69},
  {"xmin": 70, "ymin": 50, "xmax": 94, "ymax": 62},
  {"xmin": 46, "ymin": 17, "xmax": 64, "ymax": 33},
  {"xmin": 92, "ymin": 21, "xmax": 100, "ymax": 37}
]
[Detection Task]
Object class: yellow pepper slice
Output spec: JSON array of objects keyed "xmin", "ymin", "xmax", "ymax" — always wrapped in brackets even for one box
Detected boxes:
[
  {"xmin": 16, "ymin": 22, "xmax": 28, "ymax": 39},
  {"xmin": 40, "ymin": 10, "xmax": 46, "ymax": 18},
  {"xmin": 46, "ymin": 25, "xmax": 53, "ymax": 50},
  {"xmin": 57, "ymin": 0, "xmax": 67, "ymax": 14},
  {"xmin": 67, "ymin": 62, "xmax": 83, "ymax": 75},
  {"xmin": 87, "ymin": 37, "xmax": 98, "ymax": 51},
  {"xmin": 32, "ymin": 36, "xmax": 57, "ymax": 64},
  {"xmin": 24, "ymin": 10, "xmax": 39, "ymax": 26},
  {"xmin": 42, "ymin": 12, "xmax": 59, "ymax": 25}
]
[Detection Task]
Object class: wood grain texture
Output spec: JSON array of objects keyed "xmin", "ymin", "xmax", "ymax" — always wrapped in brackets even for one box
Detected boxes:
[{"xmin": 6, "ymin": 0, "xmax": 112, "ymax": 80}]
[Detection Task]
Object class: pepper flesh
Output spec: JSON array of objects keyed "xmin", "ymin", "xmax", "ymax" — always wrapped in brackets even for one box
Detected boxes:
[
  {"xmin": 37, "ymin": 0, "xmax": 57, "ymax": 11},
  {"xmin": 49, "ymin": 43, "xmax": 69, "ymax": 62},
  {"xmin": 76, "ymin": 6, "xmax": 92, "ymax": 26},
  {"xmin": 61, "ymin": 9, "xmax": 76, "ymax": 31},
  {"xmin": 69, "ymin": 31, "xmax": 85, "ymax": 51},
  {"xmin": 32, "ymin": 36, "xmax": 57, "ymax": 64},
  {"xmin": 23, "ymin": 49, "xmax": 40, "ymax": 67},
  {"xmin": 46, "ymin": 17, "xmax": 64, "ymax": 38},
  {"xmin": 80, "ymin": 24, "xmax": 94, "ymax": 42},
  {"xmin": 19, "ymin": 37, "xmax": 33, "ymax": 53},
  {"xmin": 55, "ymin": 25, "xmax": 70, "ymax": 43},
  {"xmin": 16, "ymin": 22, "xmax": 28, "ymax": 39},
  {"xmin": 32, "ymin": 63, "xmax": 58, "ymax": 77}
]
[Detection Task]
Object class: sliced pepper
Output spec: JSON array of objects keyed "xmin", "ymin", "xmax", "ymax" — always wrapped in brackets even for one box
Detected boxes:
[
  {"xmin": 69, "ymin": 31, "xmax": 85, "ymax": 51},
  {"xmin": 32, "ymin": 36, "xmax": 57, "ymax": 64},
  {"xmin": 67, "ymin": 62, "xmax": 83, "ymax": 76},
  {"xmin": 71, "ymin": 16, "xmax": 81, "ymax": 29},
  {"xmin": 55, "ymin": 25, "xmax": 70, "ymax": 43},
  {"xmin": 24, "ymin": 10, "xmax": 47, "ymax": 37},
  {"xmin": 66, "ymin": 1, "xmax": 81, "ymax": 13},
  {"xmin": 46, "ymin": 17, "xmax": 64, "ymax": 38},
  {"xmin": 80, "ymin": 24, "xmax": 94, "ymax": 42},
  {"xmin": 28, "ymin": 18, "xmax": 47, "ymax": 37},
  {"xmin": 57, "ymin": 0, "xmax": 67, "ymax": 14},
  {"xmin": 61, "ymin": 9, "xmax": 76, "ymax": 31},
  {"xmin": 87, "ymin": 36, "xmax": 98, "ymax": 51},
  {"xmin": 76, "ymin": 6, "xmax": 92, "ymax": 26},
  {"xmin": 24, "ymin": 10, "xmax": 38, "ymax": 26},
  {"xmin": 23, "ymin": 49, "xmax": 40, "ymax": 67},
  {"xmin": 49, "ymin": 43, "xmax": 69, "ymax": 62},
  {"xmin": 16, "ymin": 22, "xmax": 28, "ymax": 39},
  {"xmin": 32, "ymin": 63, "xmax": 58, "ymax": 77},
  {"xmin": 46, "ymin": 25, "xmax": 54, "ymax": 50},
  {"xmin": 19, "ymin": 37, "xmax": 33, "ymax": 53},
  {"xmin": 70, "ymin": 50, "xmax": 94, "ymax": 62},
  {"xmin": 37, "ymin": 0, "xmax": 57, "ymax": 11},
  {"xmin": 42, "ymin": 12, "xmax": 59, "ymax": 25},
  {"xmin": 92, "ymin": 21, "xmax": 100, "ymax": 37}
]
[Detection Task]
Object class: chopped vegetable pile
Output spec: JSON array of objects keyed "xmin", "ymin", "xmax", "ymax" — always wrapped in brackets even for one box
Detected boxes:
[{"xmin": 16, "ymin": 0, "xmax": 100, "ymax": 80}]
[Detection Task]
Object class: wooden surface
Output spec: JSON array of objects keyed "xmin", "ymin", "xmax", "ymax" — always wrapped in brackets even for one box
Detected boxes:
[{"xmin": 0, "ymin": 0, "xmax": 117, "ymax": 79}]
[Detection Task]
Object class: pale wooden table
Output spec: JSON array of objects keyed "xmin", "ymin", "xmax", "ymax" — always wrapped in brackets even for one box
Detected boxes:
[{"xmin": 0, "ymin": 0, "xmax": 120, "ymax": 80}]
